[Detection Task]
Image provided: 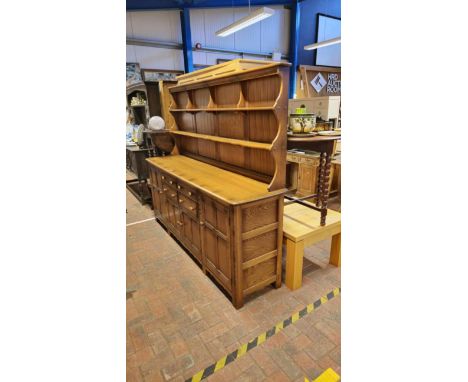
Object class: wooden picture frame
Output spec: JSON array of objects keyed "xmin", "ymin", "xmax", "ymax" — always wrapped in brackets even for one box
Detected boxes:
[
  {"xmin": 141, "ymin": 69, "xmax": 184, "ymax": 82},
  {"xmin": 298, "ymin": 65, "xmax": 341, "ymax": 97}
]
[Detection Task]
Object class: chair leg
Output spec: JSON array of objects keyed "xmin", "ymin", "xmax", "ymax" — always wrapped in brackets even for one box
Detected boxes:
[
  {"xmin": 285, "ymin": 239, "xmax": 304, "ymax": 290},
  {"xmin": 330, "ymin": 233, "xmax": 341, "ymax": 267}
]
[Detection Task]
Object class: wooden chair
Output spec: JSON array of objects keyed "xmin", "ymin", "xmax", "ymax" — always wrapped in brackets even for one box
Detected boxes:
[{"xmin": 283, "ymin": 203, "xmax": 341, "ymax": 290}]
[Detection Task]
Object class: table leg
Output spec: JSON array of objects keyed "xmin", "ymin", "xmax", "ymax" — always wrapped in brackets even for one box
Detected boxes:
[
  {"xmin": 317, "ymin": 152, "xmax": 325, "ymax": 208},
  {"xmin": 285, "ymin": 239, "xmax": 304, "ymax": 290},
  {"xmin": 330, "ymin": 233, "xmax": 341, "ymax": 267},
  {"xmin": 320, "ymin": 153, "xmax": 332, "ymax": 226}
]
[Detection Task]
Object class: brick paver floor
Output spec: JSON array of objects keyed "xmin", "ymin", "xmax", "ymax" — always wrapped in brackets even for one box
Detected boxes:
[{"xmin": 127, "ymin": 183, "xmax": 341, "ymax": 382}]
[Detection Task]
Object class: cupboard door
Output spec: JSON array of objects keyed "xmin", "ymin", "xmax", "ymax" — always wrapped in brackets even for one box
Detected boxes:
[
  {"xmin": 149, "ymin": 171, "xmax": 162, "ymax": 213},
  {"xmin": 180, "ymin": 210, "xmax": 201, "ymax": 262},
  {"xmin": 297, "ymin": 164, "xmax": 317, "ymax": 195},
  {"xmin": 164, "ymin": 198, "xmax": 179, "ymax": 231},
  {"xmin": 201, "ymin": 197, "xmax": 232, "ymax": 291},
  {"xmin": 216, "ymin": 234, "xmax": 231, "ymax": 289}
]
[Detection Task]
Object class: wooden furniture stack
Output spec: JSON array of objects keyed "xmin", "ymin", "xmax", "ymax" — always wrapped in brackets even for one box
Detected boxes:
[
  {"xmin": 126, "ymin": 146, "xmax": 152, "ymax": 205},
  {"xmin": 126, "ymin": 82, "xmax": 148, "ymax": 126},
  {"xmin": 146, "ymin": 59, "xmax": 291, "ymax": 308},
  {"xmin": 287, "ymin": 149, "xmax": 341, "ymax": 199},
  {"xmin": 286, "ymin": 135, "xmax": 340, "ymax": 226}
]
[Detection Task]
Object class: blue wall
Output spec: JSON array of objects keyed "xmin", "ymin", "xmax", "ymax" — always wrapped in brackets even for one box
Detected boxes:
[{"xmin": 297, "ymin": 0, "xmax": 341, "ymax": 66}]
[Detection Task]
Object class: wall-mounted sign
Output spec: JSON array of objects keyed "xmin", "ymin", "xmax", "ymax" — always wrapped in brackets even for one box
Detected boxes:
[
  {"xmin": 311, "ymin": 72, "xmax": 327, "ymax": 93},
  {"xmin": 299, "ymin": 65, "xmax": 341, "ymax": 97},
  {"xmin": 327, "ymin": 73, "xmax": 341, "ymax": 93}
]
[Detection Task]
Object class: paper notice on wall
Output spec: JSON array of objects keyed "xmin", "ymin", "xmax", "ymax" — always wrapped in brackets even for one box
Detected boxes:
[{"xmin": 311, "ymin": 73, "xmax": 327, "ymax": 93}]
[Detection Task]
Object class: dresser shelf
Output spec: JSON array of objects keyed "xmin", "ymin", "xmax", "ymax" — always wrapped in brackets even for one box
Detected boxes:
[
  {"xmin": 170, "ymin": 106, "xmax": 276, "ymax": 113},
  {"xmin": 170, "ymin": 130, "xmax": 272, "ymax": 150}
]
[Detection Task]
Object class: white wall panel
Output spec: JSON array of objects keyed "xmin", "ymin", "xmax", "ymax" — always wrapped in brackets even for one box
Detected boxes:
[
  {"xmin": 131, "ymin": 46, "xmax": 184, "ymax": 71},
  {"xmin": 189, "ymin": 6, "xmax": 289, "ymax": 56},
  {"xmin": 126, "ymin": 45, "xmax": 138, "ymax": 63},
  {"xmin": 127, "ymin": 10, "xmax": 183, "ymax": 70},
  {"xmin": 126, "ymin": 7, "xmax": 289, "ymax": 70},
  {"xmin": 233, "ymin": 8, "xmax": 261, "ymax": 52},
  {"xmin": 202, "ymin": 8, "xmax": 235, "ymax": 50},
  {"xmin": 260, "ymin": 7, "xmax": 290, "ymax": 54},
  {"xmin": 192, "ymin": 51, "xmax": 207, "ymax": 66},
  {"xmin": 205, "ymin": 52, "xmax": 238, "ymax": 65},
  {"xmin": 189, "ymin": 10, "xmax": 206, "ymax": 47},
  {"xmin": 126, "ymin": 13, "xmax": 133, "ymax": 37},
  {"xmin": 127, "ymin": 11, "xmax": 182, "ymax": 43}
]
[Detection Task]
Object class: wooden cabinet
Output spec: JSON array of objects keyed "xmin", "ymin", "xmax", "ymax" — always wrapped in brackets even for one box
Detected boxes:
[
  {"xmin": 147, "ymin": 156, "xmax": 285, "ymax": 308},
  {"xmin": 287, "ymin": 151, "xmax": 335, "ymax": 198},
  {"xmin": 147, "ymin": 59, "xmax": 289, "ymax": 308}
]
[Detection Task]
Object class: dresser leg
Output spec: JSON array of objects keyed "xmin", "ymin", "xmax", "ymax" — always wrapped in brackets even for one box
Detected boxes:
[
  {"xmin": 232, "ymin": 293, "xmax": 244, "ymax": 309},
  {"xmin": 285, "ymin": 239, "xmax": 304, "ymax": 290},
  {"xmin": 330, "ymin": 233, "xmax": 341, "ymax": 267}
]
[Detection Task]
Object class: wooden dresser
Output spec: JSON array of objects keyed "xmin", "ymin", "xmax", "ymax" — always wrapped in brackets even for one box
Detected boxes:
[{"xmin": 146, "ymin": 59, "xmax": 290, "ymax": 308}]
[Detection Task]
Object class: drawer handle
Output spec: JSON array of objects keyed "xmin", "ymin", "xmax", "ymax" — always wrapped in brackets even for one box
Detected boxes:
[
  {"xmin": 177, "ymin": 185, "xmax": 181, "ymax": 189},
  {"xmin": 159, "ymin": 191, "xmax": 163, "ymax": 194},
  {"xmin": 169, "ymin": 180, "xmax": 174, "ymax": 184},
  {"xmin": 188, "ymin": 191, "xmax": 193, "ymax": 196},
  {"xmin": 179, "ymin": 199, "xmax": 184, "ymax": 203},
  {"xmin": 188, "ymin": 206, "xmax": 195, "ymax": 211},
  {"xmin": 200, "ymin": 221, "xmax": 205, "ymax": 226},
  {"xmin": 170, "ymin": 193, "xmax": 176, "ymax": 197},
  {"xmin": 163, "ymin": 187, "xmax": 168, "ymax": 192},
  {"xmin": 161, "ymin": 175, "xmax": 165, "ymax": 179},
  {"xmin": 176, "ymin": 221, "xmax": 183, "ymax": 226}
]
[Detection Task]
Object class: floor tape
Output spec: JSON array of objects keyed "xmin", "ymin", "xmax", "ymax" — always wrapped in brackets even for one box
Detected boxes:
[
  {"xmin": 185, "ymin": 286, "xmax": 341, "ymax": 382},
  {"xmin": 126, "ymin": 217, "xmax": 155, "ymax": 227},
  {"xmin": 305, "ymin": 367, "xmax": 341, "ymax": 382}
]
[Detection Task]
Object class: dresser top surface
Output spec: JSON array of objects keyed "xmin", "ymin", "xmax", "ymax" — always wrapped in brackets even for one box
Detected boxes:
[{"xmin": 147, "ymin": 155, "xmax": 286, "ymax": 205}]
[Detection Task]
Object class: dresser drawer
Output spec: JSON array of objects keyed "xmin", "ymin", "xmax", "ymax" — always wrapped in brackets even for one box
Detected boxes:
[
  {"xmin": 176, "ymin": 182, "xmax": 197, "ymax": 199},
  {"xmin": 160, "ymin": 173, "xmax": 177, "ymax": 187},
  {"xmin": 178, "ymin": 193, "xmax": 198, "ymax": 216},
  {"xmin": 162, "ymin": 183, "xmax": 178, "ymax": 202}
]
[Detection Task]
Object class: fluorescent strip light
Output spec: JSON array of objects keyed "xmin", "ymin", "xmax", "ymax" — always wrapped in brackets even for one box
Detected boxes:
[
  {"xmin": 216, "ymin": 7, "xmax": 275, "ymax": 37},
  {"xmin": 304, "ymin": 37, "xmax": 341, "ymax": 51}
]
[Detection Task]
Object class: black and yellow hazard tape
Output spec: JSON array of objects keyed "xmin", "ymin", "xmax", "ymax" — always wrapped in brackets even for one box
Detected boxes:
[
  {"xmin": 305, "ymin": 367, "xmax": 341, "ymax": 382},
  {"xmin": 185, "ymin": 286, "xmax": 341, "ymax": 382}
]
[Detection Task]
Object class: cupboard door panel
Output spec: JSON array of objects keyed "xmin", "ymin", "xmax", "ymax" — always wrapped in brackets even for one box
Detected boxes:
[
  {"xmin": 152, "ymin": 188, "xmax": 162, "ymax": 214},
  {"xmin": 180, "ymin": 211, "xmax": 201, "ymax": 261},
  {"xmin": 297, "ymin": 162, "xmax": 320, "ymax": 196},
  {"xmin": 204, "ymin": 226, "xmax": 217, "ymax": 269},
  {"xmin": 204, "ymin": 198, "xmax": 217, "ymax": 227},
  {"xmin": 217, "ymin": 237, "xmax": 231, "ymax": 287},
  {"xmin": 191, "ymin": 218, "xmax": 201, "ymax": 252},
  {"xmin": 216, "ymin": 207, "xmax": 229, "ymax": 235}
]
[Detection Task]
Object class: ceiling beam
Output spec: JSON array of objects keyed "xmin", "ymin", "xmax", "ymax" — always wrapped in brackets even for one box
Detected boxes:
[{"xmin": 127, "ymin": 0, "xmax": 295, "ymax": 11}]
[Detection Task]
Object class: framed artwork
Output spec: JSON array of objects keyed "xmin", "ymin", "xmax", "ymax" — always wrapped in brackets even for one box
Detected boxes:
[
  {"xmin": 141, "ymin": 69, "xmax": 184, "ymax": 82},
  {"xmin": 315, "ymin": 14, "xmax": 341, "ymax": 67},
  {"xmin": 126, "ymin": 63, "xmax": 143, "ymax": 87}
]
